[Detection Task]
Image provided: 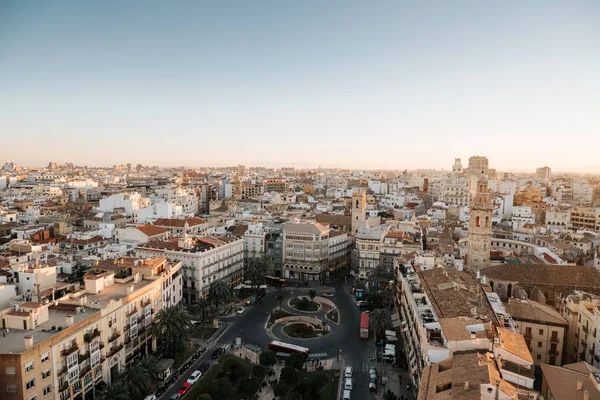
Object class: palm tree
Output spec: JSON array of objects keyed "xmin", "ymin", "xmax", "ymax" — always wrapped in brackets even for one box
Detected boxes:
[
  {"xmin": 369, "ymin": 309, "xmax": 391, "ymax": 341},
  {"xmin": 119, "ymin": 362, "xmax": 151, "ymax": 398},
  {"xmin": 138, "ymin": 354, "xmax": 161, "ymax": 380},
  {"xmin": 190, "ymin": 297, "xmax": 209, "ymax": 332},
  {"xmin": 276, "ymin": 293, "xmax": 284, "ymax": 310},
  {"xmin": 308, "ymin": 289, "xmax": 317, "ymax": 303},
  {"xmin": 245, "ymin": 255, "xmax": 271, "ymax": 289},
  {"xmin": 97, "ymin": 381, "xmax": 129, "ymax": 400},
  {"xmin": 207, "ymin": 280, "xmax": 232, "ymax": 311},
  {"xmin": 152, "ymin": 305, "xmax": 193, "ymax": 358}
]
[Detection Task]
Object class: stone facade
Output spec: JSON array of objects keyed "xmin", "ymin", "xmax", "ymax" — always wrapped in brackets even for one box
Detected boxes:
[{"xmin": 467, "ymin": 177, "xmax": 492, "ymax": 270}]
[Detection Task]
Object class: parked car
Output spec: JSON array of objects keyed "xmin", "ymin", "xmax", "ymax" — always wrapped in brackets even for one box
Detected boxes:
[
  {"xmin": 187, "ymin": 370, "xmax": 202, "ymax": 385},
  {"xmin": 237, "ymin": 307, "xmax": 245, "ymax": 314},
  {"xmin": 211, "ymin": 347, "xmax": 224, "ymax": 359},
  {"xmin": 344, "ymin": 366, "xmax": 353, "ymax": 378},
  {"xmin": 255, "ymin": 299, "xmax": 263, "ymax": 306},
  {"xmin": 199, "ymin": 362, "xmax": 210, "ymax": 373},
  {"xmin": 144, "ymin": 395, "xmax": 156, "ymax": 400},
  {"xmin": 344, "ymin": 378, "xmax": 353, "ymax": 391},
  {"xmin": 199, "ymin": 346, "xmax": 207, "ymax": 353},
  {"xmin": 169, "ymin": 394, "xmax": 181, "ymax": 400},
  {"xmin": 177, "ymin": 382, "xmax": 192, "ymax": 396},
  {"xmin": 356, "ymin": 300, "xmax": 368, "ymax": 308},
  {"xmin": 342, "ymin": 389, "xmax": 352, "ymax": 400}
]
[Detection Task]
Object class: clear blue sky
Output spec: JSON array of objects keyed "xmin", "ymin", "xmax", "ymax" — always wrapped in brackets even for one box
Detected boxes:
[{"xmin": 1, "ymin": 0, "xmax": 599, "ymax": 171}]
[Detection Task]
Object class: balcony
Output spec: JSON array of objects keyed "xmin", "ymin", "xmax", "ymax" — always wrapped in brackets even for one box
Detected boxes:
[
  {"xmin": 548, "ymin": 348, "xmax": 559, "ymax": 356},
  {"xmin": 108, "ymin": 332, "xmax": 121, "ymax": 343},
  {"xmin": 79, "ymin": 365, "xmax": 91, "ymax": 379},
  {"xmin": 126, "ymin": 308, "xmax": 138, "ymax": 317},
  {"xmin": 141, "ymin": 298, "xmax": 152, "ymax": 307},
  {"xmin": 583, "ymin": 326, "xmax": 589, "ymax": 334},
  {"xmin": 581, "ymin": 340, "xmax": 588, "ymax": 349},
  {"xmin": 58, "ymin": 365, "xmax": 68, "ymax": 375},
  {"xmin": 524, "ymin": 332, "xmax": 533, "ymax": 339},
  {"xmin": 59, "ymin": 381, "xmax": 69, "ymax": 392},
  {"xmin": 550, "ymin": 336, "xmax": 560, "ymax": 344},
  {"xmin": 78, "ymin": 352, "xmax": 90, "ymax": 363},
  {"xmin": 106, "ymin": 344, "xmax": 124, "ymax": 358},
  {"xmin": 61, "ymin": 344, "xmax": 79, "ymax": 357},
  {"xmin": 84, "ymin": 329, "xmax": 101, "ymax": 343}
]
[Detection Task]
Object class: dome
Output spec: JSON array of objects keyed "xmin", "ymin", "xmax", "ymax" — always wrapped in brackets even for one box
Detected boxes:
[{"xmin": 477, "ymin": 175, "xmax": 488, "ymax": 184}]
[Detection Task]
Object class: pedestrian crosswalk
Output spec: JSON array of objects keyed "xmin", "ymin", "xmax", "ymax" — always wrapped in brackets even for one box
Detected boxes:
[
  {"xmin": 342, "ymin": 359, "xmax": 380, "ymax": 373},
  {"xmin": 269, "ymin": 286, "xmax": 338, "ymax": 293}
]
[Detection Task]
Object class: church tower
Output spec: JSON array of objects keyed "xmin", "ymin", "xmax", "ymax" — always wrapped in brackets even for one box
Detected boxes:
[
  {"xmin": 467, "ymin": 176, "xmax": 492, "ymax": 271},
  {"xmin": 351, "ymin": 188, "xmax": 367, "ymax": 235}
]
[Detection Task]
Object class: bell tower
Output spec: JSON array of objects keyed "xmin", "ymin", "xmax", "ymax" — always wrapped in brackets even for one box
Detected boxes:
[
  {"xmin": 351, "ymin": 188, "xmax": 367, "ymax": 234},
  {"xmin": 467, "ymin": 176, "xmax": 492, "ymax": 271}
]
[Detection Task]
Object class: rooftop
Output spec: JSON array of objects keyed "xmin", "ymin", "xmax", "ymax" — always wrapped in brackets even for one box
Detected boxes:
[
  {"xmin": 504, "ymin": 300, "xmax": 568, "ymax": 326},
  {"xmin": 482, "ymin": 263, "xmax": 600, "ymax": 291},
  {"xmin": 540, "ymin": 362, "xmax": 600, "ymax": 400}
]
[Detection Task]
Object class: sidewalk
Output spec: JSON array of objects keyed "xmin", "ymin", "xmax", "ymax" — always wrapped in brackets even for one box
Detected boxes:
[{"xmin": 257, "ymin": 363, "xmax": 283, "ymax": 400}]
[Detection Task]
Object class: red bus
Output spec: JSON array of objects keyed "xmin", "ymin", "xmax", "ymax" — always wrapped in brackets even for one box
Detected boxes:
[
  {"xmin": 268, "ymin": 340, "xmax": 310, "ymax": 356},
  {"xmin": 360, "ymin": 312, "xmax": 369, "ymax": 339}
]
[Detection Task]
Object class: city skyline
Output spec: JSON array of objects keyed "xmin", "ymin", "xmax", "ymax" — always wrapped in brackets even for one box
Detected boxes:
[{"xmin": 1, "ymin": 0, "xmax": 599, "ymax": 171}]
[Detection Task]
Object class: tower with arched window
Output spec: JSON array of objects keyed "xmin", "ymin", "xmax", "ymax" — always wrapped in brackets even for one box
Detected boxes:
[
  {"xmin": 351, "ymin": 188, "xmax": 367, "ymax": 234},
  {"xmin": 467, "ymin": 175, "xmax": 493, "ymax": 270}
]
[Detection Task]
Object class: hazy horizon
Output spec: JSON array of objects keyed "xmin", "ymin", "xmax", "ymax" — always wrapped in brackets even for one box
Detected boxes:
[{"xmin": 1, "ymin": 0, "xmax": 599, "ymax": 171}]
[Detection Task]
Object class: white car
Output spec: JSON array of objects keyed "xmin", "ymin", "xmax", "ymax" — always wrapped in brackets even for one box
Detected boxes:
[
  {"xmin": 237, "ymin": 307, "xmax": 245, "ymax": 314},
  {"xmin": 144, "ymin": 396, "xmax": 157, "ymax": 400},
  {"xmin": 344, "ymin": 378, "xmax": 353, "ymax": 391},
  {"xmin": 344, "ymin": 366, "xmax": 353, "ymax": 378},
  {"xmin": 187, "ymin": 370, "xmax": 202, "ymax": 385}
]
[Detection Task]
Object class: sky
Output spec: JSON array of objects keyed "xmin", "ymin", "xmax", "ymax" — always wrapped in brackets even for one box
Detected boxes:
[{"xmin": 1, "ymin": 0, "xmax": 599, "ymax": 172}]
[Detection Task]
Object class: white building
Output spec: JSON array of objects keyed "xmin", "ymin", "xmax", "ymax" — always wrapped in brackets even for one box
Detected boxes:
[
  {"xmin": 573, "ymin": 182, "xmax": 594, "ymax": 206},
  {"xmin": 512, "ymin": 206, "xmax": 536, "ymax": 230}
]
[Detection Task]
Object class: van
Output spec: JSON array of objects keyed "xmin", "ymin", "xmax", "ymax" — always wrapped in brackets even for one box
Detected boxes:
[
  {"xmin": 344, "ymin": 366, "xmax": 353, "ymax": 378},
  {"xmin": 342, "ymin": 390, "xmax": 351, "ymax": 400},
  {"xmin": 344, "ymin": 378, "xmax": 353, "ymax": 391}
]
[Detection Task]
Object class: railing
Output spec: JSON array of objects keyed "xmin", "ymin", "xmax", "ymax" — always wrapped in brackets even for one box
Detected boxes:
[
  {"xmin": 550, "ymin": 336, "xmax": 560, "ymax": 344},
  {"xmin": 106, "ymin": 344, "xmax": 124, "ymax": 358},
  {"xmin": 84, "ymin": 329, "xmax": 101, "ymax": 343},
  {"xmin": 61, "ymin": 344, "xmax": 79, "ymax": 357},
  {"xmin": 548, "ymin": 349, "xmax": 559, "ymax": 356},
  {"xmin": 126, "ymin": 308, "xmax": 138, "ymax": 317},
  {"xmin": 523, "ymin": 332, "xmax": 533, "ymax": 339},
  {"xmin": 108, "ymin": 332, "xmax": 121, "ymax": 343},
  {"xmin": 583, "ymin": 326, "xmax": 589, "ymax": 334},
  {"xmin": 57, "ymin": 365, "xmax": 67, "ymax": 375},
  {"xmin": 78, "ymin": 352, "xmax": 90, "ymax": 363},
  {"xmin": 141, "ymin": 298, "xmax": 152, "ymax": 307},
  {"xmin": 79, "ymin": 365, "xmax": 91, "ymax": 379}
]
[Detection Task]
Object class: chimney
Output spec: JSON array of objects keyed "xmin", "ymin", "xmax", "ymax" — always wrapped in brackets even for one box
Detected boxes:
[
  {"xmin": 127, "ymin": 285, "xmax": 134, "ymax": 294},
  {"xmin": 65, "ymin": 315, "xmax": 74, "ymax": 327},
  {"xmin": 584, "ymin": 390, "xmax": 590, "ymax": 400},
  {"xmin": 577, "ymin": 380, "xmax": 583, "ymax": 390},
  {"xmin": 24, "ymin": 335, "xmax": 34, "ymax": 349},
  {"xmin": 464, "ymin": 381, "xmax": 470, "ymax": 390}
]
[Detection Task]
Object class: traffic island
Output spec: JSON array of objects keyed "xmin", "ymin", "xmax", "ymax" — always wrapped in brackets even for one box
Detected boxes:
[{"xmin": 289, "ymin": 296, "xmax": 321, "ymax": 312}]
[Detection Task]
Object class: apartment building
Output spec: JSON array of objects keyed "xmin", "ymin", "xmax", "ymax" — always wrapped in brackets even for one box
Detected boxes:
[
  {"xmin": 262, "ymin": 178, "xmax": 289, "ymax": 193},
  {"xmin": 353, "ymin": 225, "xmax": 389, "ymax": 280},
  {"xmin": 282, "ymin": 222, "xmax": 329, "ymax": 281},
  {"xmin": 576, "ymin": 299, "xmax": 600, "ymax": 369},
  {"xmin": 504, "ymin": 299, "xmax": 567, "ymax": 366},
  {"xmin": 135, "ymin": 235, "xmax": 243, "ymax": 304},
  {"xmin": 571, "ymin": 207, "xmax": 600, "ymax": 232},
  {"xmin": 546, "ymin": 207, "xmax": 572, "ymax": 232},
  {"xmin": 573, "ymin": 182, "xmax": 594, "ymax": 207},
  {"xmin": 327, "ymin": 230, "xmax": 351, "ymax": 274},
  {"xmin": 152, "ymin": 217, "xmax": 210, "ymax": 236},
  {"xmin": 394, "ymin": 259, "xmax": 535, "ymax": 390},
  {"xmin": 541, "ymin": 362, "xmax": 600, "ymax": 400},
  {"xmin": 0, "ymin": 257, "xmax": 182, "ymax": 400}
]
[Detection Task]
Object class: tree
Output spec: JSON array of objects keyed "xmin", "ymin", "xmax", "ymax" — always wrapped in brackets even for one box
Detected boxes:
[
  {"xmin": 280, "ymin": 366, "xmax": 298, "ymax": 384},
  {"xmin": 207, "ymin": 280, "xmax": 232, "ymax": 311},
  {"xmin": 383, "ymin": 389, "xmax": 397, "ymax": 400},
  {"xmin": 276, "ymin": 293, "xmax": 284, "ymax": 310},
  {"xmin": 259, "ymin": 350, "xmax": 277, "ymax": 368},
  {"xmin": 245, "ymin": 255, "xmax": 271, "ymax": 289},
  {"xmin": 285, "ymin": 352, "xmax": 306, "ymax": 371},
  {"xmin": 238, "ymin": 375, "xmax": 259, "ymax": 395},
  {"xmin": 253, "ymin": 364, "xmax": 265, "ymax": 378},
  {"xmin": 152, "ymin": 305, "xmax": 193, "ymax": 358},
  {"xmin": 198, "ymin": 395, "xmax": 213, "ymax": 400},
  {"xmin": 209, "ymin": 377, "xmax": 235, "ymax": 400},
  {"xmin": 119, "ymin": 362, "xmax": 151, "ymax": 398},
  {"xmin": 190, "ymin": 297, "xmax": 210, "ymax": 331},
  {"xmin": 370, "ymin": 309, "xmax": 391, "ymax": 340},
  {"xmin": 138, "ymin": 354, "xmax": 160, "ymax": 380},
  {"xmin": 97, "ymin": 381, "xmax": 129, "ymax": 400},
  {"xmin": 273, "ymin": 381, "xmax": 288, "ymax": 397},
  {"xmin": 308, "ymin": 289, "xmax": 317, "ymax": 303},
  {"xmin": 285, "ymin": 391, "xmax": 302, "ymax": 400}
]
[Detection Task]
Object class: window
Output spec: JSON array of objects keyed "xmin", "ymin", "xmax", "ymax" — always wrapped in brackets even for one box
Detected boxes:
[
  {"xmin": 536, "ymin": 354, "xmax": 542, "ymax": 360},
  {"xmin": 25, "ymin": 361, "xmax": 34, "ymax": 373},
  {"xmin": 41, "ymin": 352, "xmax": 49, "ymax": 363},
  {"xmin": 42, "ymin": 370, "xmax": 51, "ymax": 379},
  {"xmin": 26, "ymin": 378, "xmax": 35, "ymax": 390},
  {"xmin": 539, "ymin": 329, "xmax": 544, "ymax": 335},
  {"xmin": 5, "ymin": 367, "xmax": 16, "ymax": 376},
  {"xmin": 6, "ymin": 384, "xmax": 17, "ymax": 395},
  {"xmin": 538, "ymin": 341, "xmax": 543, "ymax": 348},
  {"xmin": 43, "ymin": 385, "xmax": 51, "ymax": 396}
]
